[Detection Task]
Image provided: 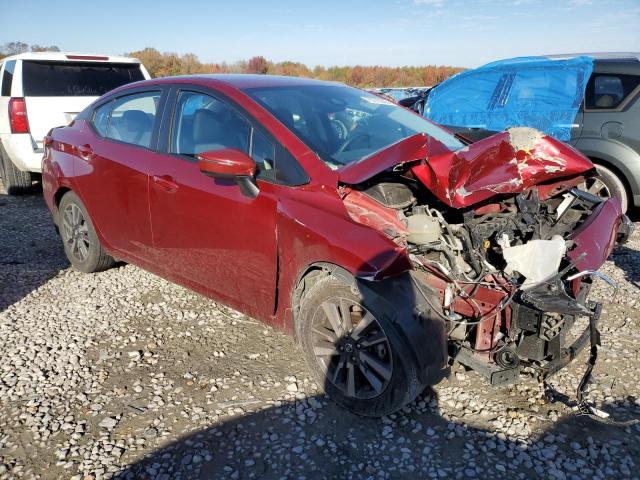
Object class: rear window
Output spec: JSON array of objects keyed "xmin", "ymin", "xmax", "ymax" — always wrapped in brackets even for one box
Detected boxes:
[{"xmin": 21, "ymin": 61, "xmax": 145, "ymax": 97}]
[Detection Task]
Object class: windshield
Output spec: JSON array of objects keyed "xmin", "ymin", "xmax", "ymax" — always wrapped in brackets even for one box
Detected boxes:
[
  {"xmin": 243, "ymin": 84, "xmax": 464, "ymax": 168},
  {"xmin": 22, "ymin": 61, "xmax": 145, "ymax": 97}
]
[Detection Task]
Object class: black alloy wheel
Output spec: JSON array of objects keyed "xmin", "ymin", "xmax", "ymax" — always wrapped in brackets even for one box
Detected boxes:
[{"xmin": 311, "ymin": 298, "xmax": 393, "ymax": 400}]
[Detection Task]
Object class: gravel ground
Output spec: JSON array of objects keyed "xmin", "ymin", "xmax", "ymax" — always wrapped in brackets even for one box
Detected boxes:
[{"xmin": 1, "ymin": 181, "xmax": 640, "ymax": 480}]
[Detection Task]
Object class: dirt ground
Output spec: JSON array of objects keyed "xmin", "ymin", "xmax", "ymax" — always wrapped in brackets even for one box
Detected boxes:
[{"xmin": 1, "ymin": 182, "xmax": 639, "ymax": 480}]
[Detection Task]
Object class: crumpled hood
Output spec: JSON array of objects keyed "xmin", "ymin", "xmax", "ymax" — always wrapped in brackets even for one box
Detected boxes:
[
  {"xmin": 337, "ymin": 132, "xmax": 441, "ymax": 185},
  {"xmin": 338, "ymin": 127, "xmax": 595, "ymax": 208}
]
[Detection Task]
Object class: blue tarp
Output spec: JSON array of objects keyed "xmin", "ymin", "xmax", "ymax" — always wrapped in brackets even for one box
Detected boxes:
[{"xmin": 424, "ymin": 56, "xmax": 594, "ymax": 141}]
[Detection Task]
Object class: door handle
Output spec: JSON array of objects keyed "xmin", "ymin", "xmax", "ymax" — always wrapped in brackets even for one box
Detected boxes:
[
  {"xmin": 152, "ymin": 175, "xmax": 179, "ymax": 192},
  {"xmin": 77, "ymin": 144, "xmax": 93, "ymax": 160}
]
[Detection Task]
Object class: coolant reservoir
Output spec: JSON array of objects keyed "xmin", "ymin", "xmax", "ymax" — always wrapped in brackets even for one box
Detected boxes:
[{"xmin": 406, "ymin": 214, "xmax": 442, "ymax": 244}]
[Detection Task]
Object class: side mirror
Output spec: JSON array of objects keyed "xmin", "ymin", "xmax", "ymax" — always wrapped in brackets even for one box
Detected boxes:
[{"xmin": 197, "ymin": 148, "xmax": 259, "ymax": 198}]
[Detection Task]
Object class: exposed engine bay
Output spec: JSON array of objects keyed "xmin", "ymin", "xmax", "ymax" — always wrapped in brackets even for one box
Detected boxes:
[{"xmin": 341, "ymin": 168, "xmax": 633, "ymax": 390}]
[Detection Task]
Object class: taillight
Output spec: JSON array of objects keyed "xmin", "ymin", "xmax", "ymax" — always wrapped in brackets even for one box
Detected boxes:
[{"xmin": 9, "ymin": 98, "xmax": 30, "ymax": 134}]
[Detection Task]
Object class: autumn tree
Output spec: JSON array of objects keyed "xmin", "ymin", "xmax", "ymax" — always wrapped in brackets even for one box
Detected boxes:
[{"xmin": 246, "ymin": 56, "xmax": 269, "ymax": 74}]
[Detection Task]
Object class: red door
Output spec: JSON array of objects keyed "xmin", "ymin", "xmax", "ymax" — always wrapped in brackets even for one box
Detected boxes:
[
  {"xmin": 147, "ymin": 90, "xmax": 278, "ymax": 319},
  {"xmin": 147, "ymin": 160, "xmax": 278, "ymax": 319},
  {"xmin": 75, "ymin": 90, "xmax": 165, "ymax": 261}
]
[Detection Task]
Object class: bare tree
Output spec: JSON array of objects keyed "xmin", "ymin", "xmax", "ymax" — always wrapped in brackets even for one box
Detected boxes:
[{"xmin": 1, "ymin": 41, "xmax": 29, "ymax": 57}]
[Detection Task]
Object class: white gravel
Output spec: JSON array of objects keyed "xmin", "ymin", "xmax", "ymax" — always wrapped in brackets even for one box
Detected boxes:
[{"xmin": 1, "ymin": 184, "xmax": 639, "ymax": 480}]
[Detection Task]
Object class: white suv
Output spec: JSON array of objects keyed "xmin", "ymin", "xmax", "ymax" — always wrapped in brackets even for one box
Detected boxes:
[{"xmin": 0, "ymin": 52, "xmax": 150, "ymax": 194}]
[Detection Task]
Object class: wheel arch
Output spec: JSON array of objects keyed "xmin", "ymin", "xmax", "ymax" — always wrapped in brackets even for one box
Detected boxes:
[
  {"xmin": 51, "ymin": 186, "xmax": 72, "ymax": 225},
  {"xmin": 291, "ymin": 262, "xmax": 356, "ymax": 339},
  {"xmin": 292, "ymin": 262, "xmax": 449, "ymax": 386},
  {"xmin": 575, "ymin": 137, "xmax": 640, "ymax": 203},
  {"xmin": 587, "ymin": 155, "xmax": 633, "ymax": 205}
]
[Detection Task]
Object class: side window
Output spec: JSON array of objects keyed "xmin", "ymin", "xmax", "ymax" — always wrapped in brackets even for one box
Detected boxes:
[
  {"xmin": 250, "ymin": 128, "xmax": 275, "ymax": 181},
  {"xmin": 105, "ymin": 91, "xmax": 161, "ymax": 148},
  {"xmin": 586, "ymin": 74, "xmax": 640, "ymax": 109},
  {"xmin": 1, "ymin": 60, "xmax": 16, "ymax": 97},
  {"xmin": 172, "ymin": 91, "xmax": 250, "ymax": 157},
  {"xmin": 91, "ymin": 101, "xmax": 113, "ymax": 136}
]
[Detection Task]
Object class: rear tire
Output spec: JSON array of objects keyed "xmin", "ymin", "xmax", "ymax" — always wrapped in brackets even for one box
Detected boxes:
[
  {"xmin": 580, "ymin": 164, "xmax": 628, "ymax": 213},
  {"xmin": 0, "ymin": 145, "xmax": 32, "ymax": 195},
  {"xmin": 59, "ymin": 191, "xmax": 115, "ymax": 273},
  {"xmin": 297, "ymin": 274, "xmax": 426, "ymax": 417}
]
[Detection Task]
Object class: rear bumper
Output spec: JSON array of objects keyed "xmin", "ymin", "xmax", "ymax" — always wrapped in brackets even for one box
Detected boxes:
[{"xmin": 0, "ymin": 133, "xmax": 44, "ymax": 172}]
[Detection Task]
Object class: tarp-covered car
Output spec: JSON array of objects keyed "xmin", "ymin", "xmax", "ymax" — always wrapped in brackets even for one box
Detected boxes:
[{"xmin": 423, "ymin": 54, "xmax": 640, "ymax": 212}]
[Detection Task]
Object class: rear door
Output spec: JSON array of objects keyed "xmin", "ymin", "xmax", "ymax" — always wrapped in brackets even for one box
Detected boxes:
[
  {"xmin": 21, "ymin": 60, "xmax": 146, "ymax": 147},
  {"xmin": 147, "ymin": 87, "xmax": 280, "ymax": 318},
  {"xmin": 75, "ymin": 88, "xmax": 168, "ymax": 262}
]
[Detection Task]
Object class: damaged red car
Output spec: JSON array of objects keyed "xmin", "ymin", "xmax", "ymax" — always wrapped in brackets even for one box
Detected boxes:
[{"xmin": 42, "ymin": 75, "xmax": 632, "ymax": 416}]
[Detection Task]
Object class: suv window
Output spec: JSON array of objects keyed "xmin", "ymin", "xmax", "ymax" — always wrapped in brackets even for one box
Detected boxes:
[
  {"xmin": 586, "ymin": 74, "xmax": 640, "ymax": 109},
  {"xmin": 172, "ymin": 91, "xmax": 251, "ymax": 156},
  {"xmin": 1, "ymin": 60, "xmax": 16, "ymax": 97},
  {"xmin": 22, "ymin": 61, "xmax": 145, "ymax": 97},
  {"xmin": 92, "ymin": 91, "xmax": 161, "ymax": 148}
]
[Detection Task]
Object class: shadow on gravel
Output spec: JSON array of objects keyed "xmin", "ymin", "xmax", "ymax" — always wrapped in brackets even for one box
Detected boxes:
[
  {"xmin": 611, "ymin": 244, "xmax": 640, "ymax": 289},
  {"xmin": 112, "ymin": 260, "xmax": 640, "ymax": 479},
  {"xmin": 112, "ymin": 393, "xmax": 640, "ymax": 479},
  {"xmin": 0, "ymin": 186, "xmax": 68, "ymax": 312}
]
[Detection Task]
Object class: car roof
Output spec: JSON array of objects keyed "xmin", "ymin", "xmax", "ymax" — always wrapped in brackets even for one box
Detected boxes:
[
  {"xmin": 546, "ymin": 52, "xmax": 640, "ymax": 61},
  {"xmin": 0, "ymin": 51, "xmax": 142, "ymax": 64},
  {"xmin": 140, "ymin": 74, "xmax": 341, "ymax": 90}
]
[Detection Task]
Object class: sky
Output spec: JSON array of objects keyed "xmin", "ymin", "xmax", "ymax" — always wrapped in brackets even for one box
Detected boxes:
[{"xmin": 1, "ymin": 0, "xmax": 639, "ymax": 68}]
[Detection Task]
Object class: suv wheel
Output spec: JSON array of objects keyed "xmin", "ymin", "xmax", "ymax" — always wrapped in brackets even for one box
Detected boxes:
[
  {"xmin": 59, "ymin": 191, "xmax": 115, "ymax": 273},
  {"xmin": 297, "ymin": 274, "xmax": 426, "ymax": 417},
  {"xmin": 579, "ymin": 164, "xmax": 628, "ymax": 213},
  {"xmin": 0, "ymin": 146, "xmax": 32, "ymax": 195}
]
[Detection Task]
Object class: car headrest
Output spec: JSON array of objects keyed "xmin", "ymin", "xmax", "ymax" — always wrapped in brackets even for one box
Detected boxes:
[
  {"xmin": 122, "ymin": 110, "xmax": 152, "ymax": 131},
  {"xmin": 193, "ymin": 108, "xmax": 222, "ymax": 143},
  {"xmin": 595, "ymin": 94, "xmax": 615, "ymax": 108}
]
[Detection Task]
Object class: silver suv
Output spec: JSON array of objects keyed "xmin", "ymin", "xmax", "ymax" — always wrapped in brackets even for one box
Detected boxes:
[{"xmin": 573, "ymin": 53, "xmax": 640, "ymax": 212}]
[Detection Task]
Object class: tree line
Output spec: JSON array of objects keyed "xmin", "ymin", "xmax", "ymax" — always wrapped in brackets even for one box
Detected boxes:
[
  {"xmin": 0, "ymin": 43, "xmax": 464, "ymax": 88},
  {"xmin": 128, "ymin": 48, "xmax": 463, "ymax": 87}
]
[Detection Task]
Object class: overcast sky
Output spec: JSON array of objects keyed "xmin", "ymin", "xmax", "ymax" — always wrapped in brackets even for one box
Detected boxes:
[{"xmin": 2, "ymin": 0, "xmax": 639, "ymax": 68}]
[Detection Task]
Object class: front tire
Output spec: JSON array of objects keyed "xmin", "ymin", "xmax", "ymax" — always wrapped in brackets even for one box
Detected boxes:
[
  {"xmin": 297, "ymin": 274, "xmax": 426, "ymax": 417},
  {"xmin": 59, "ymin": 191, "xmax": 115, "ymax": 273},
  {"xmin": 0, "ymin": 146, "xmax": 32, "ymax": 195},
  {"xmin": 580, "ymin": 164, "xmax": 629, "ymax": 213}
]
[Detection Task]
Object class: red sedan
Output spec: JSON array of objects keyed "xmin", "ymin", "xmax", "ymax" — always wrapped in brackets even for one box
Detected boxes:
[{"xmin": 42, "ymin": 75, "xmax": 631, "ymax": 416}]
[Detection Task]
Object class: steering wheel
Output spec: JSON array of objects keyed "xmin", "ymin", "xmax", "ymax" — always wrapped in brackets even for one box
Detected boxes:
[{"xmin": 337, "ymin": 133, "xmax": 371, "ymax": 154}]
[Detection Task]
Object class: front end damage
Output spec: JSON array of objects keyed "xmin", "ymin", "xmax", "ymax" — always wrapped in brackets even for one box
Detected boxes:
[{"xmin": 339, "ymin": 127, "xmax": 633, "ymax": 400}]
